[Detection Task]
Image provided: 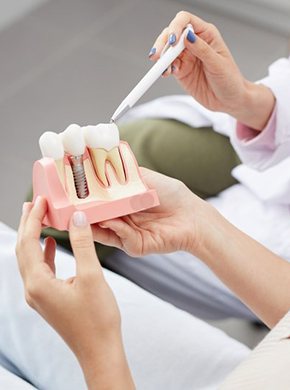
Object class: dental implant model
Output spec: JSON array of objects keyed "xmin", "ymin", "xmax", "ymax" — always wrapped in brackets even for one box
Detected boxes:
[
  {"xmin": 62, "ymin": 124, "xmax": 89, "ymax": 199},
  {"xmin": 32, "ymin": 122, "xmax": 159, "ymax": 230}
]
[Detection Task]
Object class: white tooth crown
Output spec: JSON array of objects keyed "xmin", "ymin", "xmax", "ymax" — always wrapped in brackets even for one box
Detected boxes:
[
  {"xmin": 39, "ymin": 131, "xmax": 64, "ymax": 160},
  {"xmin": 62, "ymin": 124, "xmax": 86, "ymax": 156},
  {"xmin": 83, "ymin": 123, "xmax": 120, "ymax": 151}
]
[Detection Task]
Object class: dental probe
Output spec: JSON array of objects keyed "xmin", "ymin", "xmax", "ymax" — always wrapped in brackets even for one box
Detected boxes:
[{"xmin": 110, "ymin": 24, "xmax": 194, "ymax": 123}]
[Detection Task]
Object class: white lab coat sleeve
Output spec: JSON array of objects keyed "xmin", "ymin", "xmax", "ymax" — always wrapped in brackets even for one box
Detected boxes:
[{"xmin": 231, "ymin": 57, "xmax": 290, "ymax": 171}]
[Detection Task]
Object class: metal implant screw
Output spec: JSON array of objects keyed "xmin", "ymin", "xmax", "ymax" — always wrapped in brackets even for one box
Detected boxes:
[{"xmin": 68, "ymin": 155, "xmax": 89, "ymax": 199}]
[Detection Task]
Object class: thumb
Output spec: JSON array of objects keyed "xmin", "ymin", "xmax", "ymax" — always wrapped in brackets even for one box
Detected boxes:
[
  {"xmin": 69, "ymin": 211, "xmax": 102, "ymax": 277},
  {"xmin": 184, "ymin": 29, "xmax": 219, "ymax": 66}
]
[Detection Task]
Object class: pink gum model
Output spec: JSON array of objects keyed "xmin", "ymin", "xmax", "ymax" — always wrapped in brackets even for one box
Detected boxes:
[{"xmin": 32, "ymin": 141, "xmax": 159, "ymax": 230}]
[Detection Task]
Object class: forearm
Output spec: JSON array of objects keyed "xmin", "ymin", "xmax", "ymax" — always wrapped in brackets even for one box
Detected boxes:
[
  {"xmin": 193, "ymin": 205, "xmax": 290, "ymax": 328},
  {"xmin": 78, "ymin": 336, "xmax": 135, "ymax": 390},
  {"xmin": 228, "ymin": 80, "xmax": 275, "ymax": 131}
]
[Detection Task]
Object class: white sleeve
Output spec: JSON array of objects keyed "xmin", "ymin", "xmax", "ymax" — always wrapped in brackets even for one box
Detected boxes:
[
  {"xmin": 231, "ymin": 57, "xmax": 290, "ymax": 170},
  {"xmin": 220, "ymin": 311, "xmax": 290, "ymax": 389},
  {"xmin": 262, "ymin": 57, "xmax": 290, "ymax": 147}
]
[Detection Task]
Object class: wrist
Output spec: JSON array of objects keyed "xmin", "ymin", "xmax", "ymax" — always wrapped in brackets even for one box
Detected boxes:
[
  {"xmin": 185, "ymin": 199, "xmax": 227, "ymax": 261},
  {"xmin": 183, "ymin": 194, "xmax": 220, "ymax": 257},
  {"xmin": 228, "ymin": 80, "xmax": 275, "ymax": 131},
  {"xmin": 77, "ymin": 333, "xmax": 135, "ymax": 389}
]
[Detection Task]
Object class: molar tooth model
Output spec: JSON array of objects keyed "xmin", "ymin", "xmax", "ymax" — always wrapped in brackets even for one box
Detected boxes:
[
  {"xmin": 32, "ymin": 122, "xmax": 159, "ymax": 230},
  {"xmin": 83, "ymin": 123, "xmax": 126, "ymax": 187}
]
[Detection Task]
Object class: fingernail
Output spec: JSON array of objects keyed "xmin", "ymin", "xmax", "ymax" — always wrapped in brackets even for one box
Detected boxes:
[
  {"xmin": 187, "ymin": 30, "xmax": 196, "ymax": 43},
  {"xmin": 148, "ymin": 47, "xmax": 156, "ymax": 57},
  {"xmin": 168, "ymin": 33, "xmax": 176, "ymax": 45},
  {"xmin": 172, "ymin": 65, "xmax": 176, "ymax": 72},
  {"xmin": 73, "ymin": 211, "xmax": 88, "ymax": 227},
  {"xmin": 34, "ymin": 196, "xmax": 42, "ymax": 207},
  {"xmin": 22, "ymin": 202, "xmax": 29, "ymax": 214}
]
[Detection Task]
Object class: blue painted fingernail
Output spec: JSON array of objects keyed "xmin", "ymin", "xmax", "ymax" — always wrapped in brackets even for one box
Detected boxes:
[
  {"xmin": 187, "ymin": 30, "xmax": 196, "ymax": 43},
  {"xmin": 168, "ymin": 33, "xmax": 176, "ymax": 45},
  {"xmin": 172, "ymin": 65, "xmax": 176, "ymax": 72},
  {"xmin": 162, "ymin": 67, "xmax": 169, "ymax": 75},
  {"xmin": 148, "ymin": 47, "xmax": 156, "ymax": 57}
]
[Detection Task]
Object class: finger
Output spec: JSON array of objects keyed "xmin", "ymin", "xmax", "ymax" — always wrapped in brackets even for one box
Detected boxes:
[
  {"xmin": 44, "ymin": 237, "xmax": 56, "ymax": 274},
  {"xmin": 167, "ymin": 11, "xmax": 191, "ymax": 45},
  {"xmin": 98, "ymin": 218, "xmax": 133, "ymax": 243},
  {"xmin": 16, "ymin": 197, "xmax": 47, "ymax": 278},
  {"xmin": 150, "ymin": 27, "xmax": 168, "ymax": 60},
  {"xmin": 24, "ymin": 196, "xmax": 48, "ymax": 242},
  {"xmin": 169, "ymin": 11, "xmax": 212, "ymax": 38},
  {"xmin": 17, "ymin": 202, "xmax": 33, "ymax": 244},
  {"xmin": 161, "ymin": 65, "xmax": 172, "ymax": 78},
  {"xmin": 92, "ymin": 223, "xmax": 123, "ymax": 249},
  {"xmin": 69, "ymin": 211, "xmax": 103, "ymax": 277},
  {"xmin": 16, "ymin": 202, "xmax": 33, "ymax": 278},
  {"xmin": 184, "ymin": 29, "xmax": 219, "ymax": 67},
  {"xmin": 172, "ymin": 58, "xmax": 181, "ymax": 75}
]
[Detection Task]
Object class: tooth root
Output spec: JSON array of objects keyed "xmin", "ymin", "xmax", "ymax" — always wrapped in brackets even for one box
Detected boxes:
[
  {"xmin": 55, "ymin": 158, "xmax": 66, "ymax": 188},
  {"xmin": 107, "ymin": 147, "xmax": 126, "ymax": 184},
  {"xmin": 90, "ymin": 149, "xmax": 108, "ymax": 187}
]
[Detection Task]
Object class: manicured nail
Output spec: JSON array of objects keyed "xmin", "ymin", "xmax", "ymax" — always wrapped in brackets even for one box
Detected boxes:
[
  {"xmin": 148, "ymin": 47, "xmax": 156, "ymax": 57},
  {"xmin": 187, "ymin": 30, "xmax": 196, "ymax": 43},
  {"xmin": 168, "ymin": 33, "xmax": 176, "ymax": 45},
  {"xmin": 172, "ymin": 65, "xmax": 176, "ymax": 72},
  {"xmin": 22, "ymin": 202, "xmax": 29, "ymax": 214},
  {"xmin": 162, "ymin": 67, "xmax": 169, "ymax": 76},
  {"xmin": 34, "ymin": 196, "xmax": 42, "ymax": 207},
  {"xmin": 73, "ymin": 211, "xmax": 88, "ymax": 227}
]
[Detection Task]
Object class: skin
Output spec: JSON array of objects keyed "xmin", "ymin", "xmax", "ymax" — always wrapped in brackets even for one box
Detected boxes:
[
  {"xmin": 15, "ymin": 11, "xmax": 282, "ymax": 388},
  {"xmin": 17, "ymin": 171, "xmax": 290, "ymax": 390},
  {"xmin": 16, "ymin": 197, "xmax": 135, "ymax": 390},
  {"xmin": 153, "ymin": 11, "xmax": 275, "ymax": 130},
  {"xmin": 93, "ymin": 168, "xmax": 290, "ymax": 329}
]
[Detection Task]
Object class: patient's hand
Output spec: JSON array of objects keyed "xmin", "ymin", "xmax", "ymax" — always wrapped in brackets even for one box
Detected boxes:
[
  {"xmin": 16, "ymin": 198, "xmax": 134, "ymax": 389},
  {"xmin": 150, "ymin": 11, "xmax": 275, "ymax": 130},
  {"xmin": 92, "ymin": 168, "xmax": 213, "ymax": 257}
]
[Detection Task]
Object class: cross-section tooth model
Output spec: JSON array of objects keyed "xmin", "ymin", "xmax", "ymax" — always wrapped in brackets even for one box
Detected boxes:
[
  {"xmin": 83, "ymin": 123, "xmax": 126, "ymax": 187},
  {"xmin": 32, "ymin": 122, "xmax": 159, "ymax": 230}
]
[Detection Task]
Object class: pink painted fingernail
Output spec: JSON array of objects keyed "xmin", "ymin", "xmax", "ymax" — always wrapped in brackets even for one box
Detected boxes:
[{"xmin": 73, "ymin": 211, "xmax": 88, "ymax": 227}]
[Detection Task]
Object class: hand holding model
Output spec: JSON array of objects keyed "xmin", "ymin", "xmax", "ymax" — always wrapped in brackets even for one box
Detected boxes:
[
  {"xmin": 150, "ymin": 11, "xmax": 275, "ymax": 130},
  {"xmin": 16, "ymin": 198, "xmax": 135, "ymax": 389},
  {"xmin": 92, "ymin": 167, "xmax": 211, "ymax": 257},
  {"xmin": 15, "ymin": 11, "xmax": 288, "ymax": 389},
  {"xmin": 94, "ymin": 167, "xmax": 290, "ymax": 329}
]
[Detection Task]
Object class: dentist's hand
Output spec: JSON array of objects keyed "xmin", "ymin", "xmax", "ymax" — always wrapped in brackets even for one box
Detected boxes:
[
  {"xmin": 150, "ymin": 11, "xmax": 275, "ymax": 130},
  {"xmin": 92, "ymin": 168, "xmax": 213, "ymax": 257},
  {"xmin": 16, "ymin": 197, "xmax": 134, "ymax": 390}
]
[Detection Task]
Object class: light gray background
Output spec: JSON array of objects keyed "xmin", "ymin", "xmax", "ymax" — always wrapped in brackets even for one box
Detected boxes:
[{"xmin": 0, "ymin": 0, "xmax": 289, "ymax": 347}]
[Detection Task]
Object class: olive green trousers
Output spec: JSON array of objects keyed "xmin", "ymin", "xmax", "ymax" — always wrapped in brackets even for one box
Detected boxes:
[{"xmin": 29, "ymin": 119, "xmax": 240, "ymax": 260}]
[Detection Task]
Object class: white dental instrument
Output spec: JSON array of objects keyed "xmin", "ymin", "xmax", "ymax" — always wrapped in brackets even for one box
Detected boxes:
[{"xmin": 110, "ymin": 24, "xmax": 194, "ymax": 123}]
